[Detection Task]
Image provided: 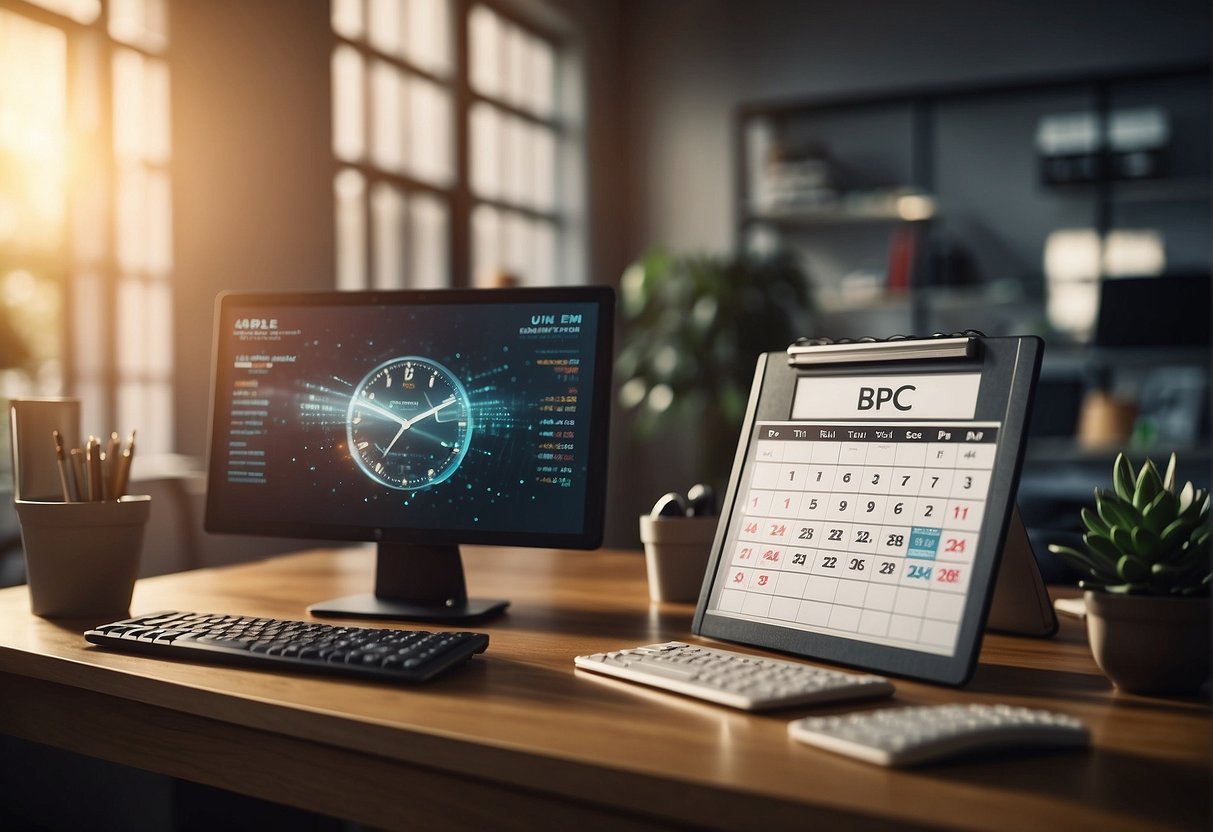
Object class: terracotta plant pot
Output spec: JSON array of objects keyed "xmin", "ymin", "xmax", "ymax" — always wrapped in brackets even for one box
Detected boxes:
[{"xmin": 1084, "ymin": 590, "xmax": 1211, "ymax": 695}]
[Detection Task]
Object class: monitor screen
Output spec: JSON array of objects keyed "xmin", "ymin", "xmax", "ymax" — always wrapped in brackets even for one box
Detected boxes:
[{"xmin": 205, "ymin": 286, "xmax": 615, "ymax": 622}]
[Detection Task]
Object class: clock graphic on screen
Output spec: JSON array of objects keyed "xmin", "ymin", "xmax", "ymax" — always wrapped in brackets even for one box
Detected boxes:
[{"xmin": 346, "ymin": 356, "xmax": 473, "ymax": 490}]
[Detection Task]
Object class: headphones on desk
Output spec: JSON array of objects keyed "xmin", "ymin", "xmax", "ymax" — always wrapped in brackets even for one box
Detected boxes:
[{"xmin": 649, "ymin": 483, "xmax": 718, "ymax": 518}]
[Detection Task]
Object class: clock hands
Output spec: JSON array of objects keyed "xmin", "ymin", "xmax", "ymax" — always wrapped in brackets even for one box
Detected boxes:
[
  {"xmin": 354, "ymin": 396, "xmax": 410, "ymax": 428},
  {"xmin": 379, "ymin": 395, "xmax": 458, "ymax": 457},
  {"xmin": 403, "ymin": 395, "xmax": 457, "ymax": 429},
  {"xmin": 383, "ymin": 422, "xmax": 409, "ymax": 458},
  {"xmin": 347, "ymin": 357, "xmax": 472, "ymax": 490}
]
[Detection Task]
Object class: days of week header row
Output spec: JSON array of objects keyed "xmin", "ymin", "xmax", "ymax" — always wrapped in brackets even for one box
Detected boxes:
[{"xmin": 757, "ymin": 422, "xmax": 1000, "ymax": 444}]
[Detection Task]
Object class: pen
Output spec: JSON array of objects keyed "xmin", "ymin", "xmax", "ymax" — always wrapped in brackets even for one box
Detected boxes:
[
  {"xmin": 104, "ymin": 431, "xmax": 120, "ymax": 500},
  {"xmin": 52, "ymin": 430, "xmax": 75, "ymax": 502},
  {"xmin": 113, "ymin": 431, "xmax": 136, "ymax": 500},
  {"xmin": 70, "ymin": 448, "xmax": 86, "ymax": 500},
  {"xmin": 86, "ymin": 435, "xmax": 103, "ymax": 502}
]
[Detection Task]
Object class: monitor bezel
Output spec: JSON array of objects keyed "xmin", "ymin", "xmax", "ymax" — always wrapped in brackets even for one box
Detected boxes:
[{"xmin": 204, "ymin": 285, "xmax": 616, "ymax": 552}]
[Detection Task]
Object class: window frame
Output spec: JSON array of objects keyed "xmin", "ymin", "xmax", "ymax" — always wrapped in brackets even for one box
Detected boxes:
[{"xmin": 330, "ymin": 0, "xmax": 584, "ymax": 291}]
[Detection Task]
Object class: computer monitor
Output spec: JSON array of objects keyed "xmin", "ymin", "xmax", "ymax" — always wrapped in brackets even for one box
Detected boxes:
[{"xmin": 204, "ymin": 286, "xmax": 615, "ymax": 623}]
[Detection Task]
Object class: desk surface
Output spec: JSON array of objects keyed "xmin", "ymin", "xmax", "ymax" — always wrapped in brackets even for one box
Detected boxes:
[{"xmin": 0, "ymin": 546, "xmax": 1208, "ymax": 831}]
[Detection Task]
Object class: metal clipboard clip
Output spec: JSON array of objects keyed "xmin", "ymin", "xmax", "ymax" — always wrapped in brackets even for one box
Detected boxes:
[{"xmin": 787, "ymin": 333, "xmax": 981, "ymax": 366}]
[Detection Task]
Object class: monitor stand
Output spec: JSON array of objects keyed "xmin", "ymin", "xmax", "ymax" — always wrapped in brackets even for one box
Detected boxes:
[{"xmin": 308, "ymin": 542, "xmax": 510, "ymax": 624}]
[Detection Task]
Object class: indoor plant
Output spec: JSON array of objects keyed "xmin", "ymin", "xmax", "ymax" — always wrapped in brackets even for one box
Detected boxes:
[
  {"xmin": 1048, "ymin": 452, "xmax": 1211, "ymax": 694},
  {"xmin": 615, "ymin": 247, "xmax": 811, "ymax": 486}
]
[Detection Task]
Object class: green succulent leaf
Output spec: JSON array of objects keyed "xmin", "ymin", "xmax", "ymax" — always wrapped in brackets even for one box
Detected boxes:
[
  {"xmin": 1160, "ymin": 517, "xmax": 1191, "ymax": 541},
  {"xmin": 1162, "ymin": 453, "xmax": 1178, "ymax": 494},
  {"xmin": 1116, "ymin": 554, "xmax": 1150, "ymax": 583},
  {"xmin": 1084, "ymin": 531, "xmax": 1122, "ymax": 561},
  {"xmin": 1080, "ymin": 506, "xmax": 1111, "ymax": 537},
  {"xmin": 1149, "ymin": 558, "xmax": 1189, "ymax": 583},
  {"xmin": 1048, "ymin": 544, "xmax": 1119, "ymax": 583},
  {"xmin": 1096, "ymin": 493, "xmax": 1140, "ymax": 531},
  {"xmin": 1155, "ymin": 522, "xmax": 1194, "ymax": 564},
  {"xmin": 1129, "ymin": 525, "xmax": 1161, "ymax": 559},
  {"xmin": 1133, "ymin": 461, "xmax": 1164, "ymax": 510},
  {"xmin": 1112, "ymin": 453, "xmax": 1137, "ymax": 502},
  {"xmin": 1141, "ymin": 489, "xmax": 1179, "ymax": 534},
  {"xmin": 1178, "ymin": 481, "xmax": 1196, "ymax": 515},
  {"xmin": 1179, "ymin": 490, "xmax": 1210, "ymax": 524},
  {"xmin": 1151, "ymin": 562, "xmax": 1187, "ymax": 578},
  {"xmin": 1110, "ymin": 525, "xmax": 1134, "ymax": 554}
]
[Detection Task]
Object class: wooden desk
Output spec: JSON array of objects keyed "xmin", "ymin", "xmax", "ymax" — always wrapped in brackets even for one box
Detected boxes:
[{"xmin": 0, "ymin": 546, "xmax": 1208, "ymax": 830}]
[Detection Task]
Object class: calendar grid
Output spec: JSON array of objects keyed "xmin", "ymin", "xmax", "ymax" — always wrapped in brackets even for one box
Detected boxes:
[{"xmin": 709, "ymin": 421, "xmax": 1001, "ymax": 657}]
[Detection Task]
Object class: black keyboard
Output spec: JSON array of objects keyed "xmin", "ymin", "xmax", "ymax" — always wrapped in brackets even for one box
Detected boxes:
[{"xmin": 85, "ymin": 611, "xmax": 490, "ymax": 683}]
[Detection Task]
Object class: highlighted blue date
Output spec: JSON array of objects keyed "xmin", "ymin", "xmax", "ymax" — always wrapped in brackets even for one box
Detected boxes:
[{"xmin": 907, "ymin": 527, "xmax": 941, "ymax": 559}]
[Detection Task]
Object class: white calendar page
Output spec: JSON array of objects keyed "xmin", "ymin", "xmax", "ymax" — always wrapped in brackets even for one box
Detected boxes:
[{"xmin": 706, "ymin": 421, "xmax": 1001, "ymax": 657}]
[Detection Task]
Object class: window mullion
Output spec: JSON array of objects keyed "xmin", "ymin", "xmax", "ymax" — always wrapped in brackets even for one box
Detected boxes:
[{"xmin": 450, "ymin": 0, "xmax": 473, "ymax": 288}]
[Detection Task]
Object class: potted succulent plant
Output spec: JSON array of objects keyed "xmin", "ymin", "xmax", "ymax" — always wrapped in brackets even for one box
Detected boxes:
[{"xmin": 1048, "ymin": 452, "xmax": 1211, "ymax": 695}]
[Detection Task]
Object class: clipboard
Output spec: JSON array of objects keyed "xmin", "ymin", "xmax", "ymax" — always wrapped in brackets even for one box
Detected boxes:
[{"xmin": 691, "ymin": 334, "xmax": 1055, "ymax": 686}]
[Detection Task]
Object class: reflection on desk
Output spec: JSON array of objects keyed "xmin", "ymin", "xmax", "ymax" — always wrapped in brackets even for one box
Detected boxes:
[{"xmin": 0, "ymin": 546, "xmax": 1208, "ymax": 831}]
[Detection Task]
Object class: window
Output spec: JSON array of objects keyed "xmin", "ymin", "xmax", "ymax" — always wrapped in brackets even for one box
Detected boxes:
[
  {"xmin": 0, "ymin": 5, "xmax": 71, "ymax": 405},
  {"xmin": 331, "ymin": 0, "xmax": 583, "ymax": 290},
  {"xmin": 0, "ymin": 0, "xmax": 173, "ymax": 456}
]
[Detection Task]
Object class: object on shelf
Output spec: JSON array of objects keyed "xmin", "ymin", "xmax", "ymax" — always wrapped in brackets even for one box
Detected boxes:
[
  {"xmin": 1132, "ymin": 367, "xmax": 1208, "ymax": 449},
  {"xmin": 1076, "ymin": 390, "xmax": 1137, "ymax": 450},
  {"xmin": 758, "ymin": 141, "xmax": 836, "ymax": 210},
  {"xmin": 1108, "ymin": 108, "xmax": 1170, "ymax": 181},
  {"xmin": 1037, "ymin": 112, "xmax": 1101, "ymax": 184},
  {"xmin": 1036, "ymin": 108, "xmax": 1170, "ymax": 185}
]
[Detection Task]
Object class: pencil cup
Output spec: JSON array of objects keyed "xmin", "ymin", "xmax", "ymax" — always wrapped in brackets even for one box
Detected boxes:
[
  {"xmin": 15, "ymin": 495, "xmax": 150, "ymax": 618},
  {"xmin": 639, "ymin": 515, "xmax": 718, "ymax": 603}
]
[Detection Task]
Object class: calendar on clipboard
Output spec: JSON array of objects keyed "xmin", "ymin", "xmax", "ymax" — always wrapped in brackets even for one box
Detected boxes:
[{"xmin": 692, "ymin": 334, "xmax": 1053, "ymax": 686}]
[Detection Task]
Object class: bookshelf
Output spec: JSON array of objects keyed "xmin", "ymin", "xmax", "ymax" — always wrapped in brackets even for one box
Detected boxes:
[{"xmin": 733, "ymin": 63, "xmax": 1211, "ymax": 336}]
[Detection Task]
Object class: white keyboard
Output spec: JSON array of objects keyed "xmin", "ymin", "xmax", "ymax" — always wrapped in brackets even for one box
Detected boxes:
[
  {"xmin": 573, "ymin": 641, "xmax": 894, "ymax": 711},
  {"xmin": 789, "ymin": 703, "xmax": 1089, "ymax": 767}
]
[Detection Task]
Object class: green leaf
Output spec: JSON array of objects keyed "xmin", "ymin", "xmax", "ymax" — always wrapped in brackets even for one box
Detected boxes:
[
  {"xmin": 1048, "ymin": 544, "xmax": 1119, "ymax": 582},
  {"xmin": 1141, "ymin": 489, "xmax": 1179, "ymax": 534},
  {"xmin": 1117, "ymin": 554, "xmax": 1150, "ymax": 583},
  {"xmin": 1130, "ymin": 525, "xmax": 1161, "ymax": 559},
  {"xmin": 1156, "ymin": 520, "xmax": 1195, "ymax": 563},
  {"xmin": 1133, "ymin": 460, "xmax": 1164, "ymax": 510},
  {"xmin": 1162, "ymin": 453, "xmax": 1178, "ymax": 494},
  {"xmin": 1110, "ymin": 525, "xmax": 1134, "ymax": 554},
  {"xmin": 1178, "ymin": 481, "xmax": 1196, "ymax": 515},
  {"xmin": 1160, "ymin": 517, "xmax": 1191, "ymax": 541},
  {"xmin": 1159, "ymin": 559, "xmax": 1213, "ymax": 595},
  {"xmin": 1080, "ymin": 506, "xmax": 1111, "ymax": 537},
  {"xmin": 1179, "ymin": 489, "xmax": 1210, "ymax": 524},
  {"xmin": 1113, "ymin": 453, "xmax": 1137, "ymax": 502},
  {"xmin": 1097, "ymin": 493, "xmax": 1141, "ymax": 531},
  {"xmin": 1084, "ymin": 531, "xmax": 1123, "ymax": 561}
]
